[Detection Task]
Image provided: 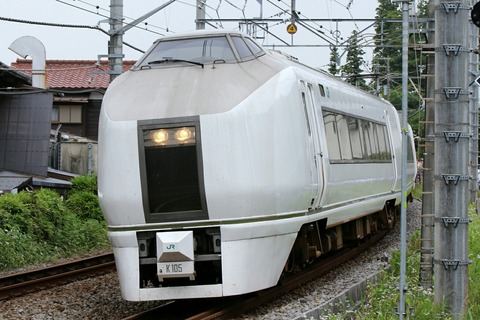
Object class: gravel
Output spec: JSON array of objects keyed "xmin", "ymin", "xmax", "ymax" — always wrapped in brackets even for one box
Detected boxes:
[{"xmin": 0, "ymin": 199, "xmax": 422, "ymax": 320}]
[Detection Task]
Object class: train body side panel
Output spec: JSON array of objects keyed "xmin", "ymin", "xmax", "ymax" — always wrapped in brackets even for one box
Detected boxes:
[
  {"xmin": 98, "ymin": 112, "xmax": 145, "ymax": 226},
  {"xmin": 201, "ymin": 68, "xmax": 314, "ymax": 219}
]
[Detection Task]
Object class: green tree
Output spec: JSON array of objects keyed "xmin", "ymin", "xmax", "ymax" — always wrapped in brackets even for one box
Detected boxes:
[
  {"xmin": 373, "ymin": 0, "xmax": 402, "ymax": 74},
  {"xmin": 328, "ymin": 45, "xmax": 340, "ymax": 76},
  {"xmin": 341, "ymin": 30, "xmax": 367, "ymax": 89},
  {"xmin": 372, "ymin": 0, "xmax": 429, "ymax": 138}
]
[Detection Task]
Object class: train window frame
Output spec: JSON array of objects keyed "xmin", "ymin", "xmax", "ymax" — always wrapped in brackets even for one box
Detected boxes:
[
  {"xmin": 347, "ymin": 117, "xmax": 363, "ymax": 159},
  {"xmin": 230, "ymin": 36, "xmax": 256, "ymax": 62},
  {"xmin": 335, "ymin": 114, "xmax": 353, "ymax": 160},
  {"xmin": 319, "ymin": 84, "xmax": 326, "ymax": 97},
  {"xmin": 322, "ymin": 107, "xmax": 392, "ymax": 164},
  {"xmin": 301, "ymin": 91, "xmax": 312, "ymax": 136},
  {"xmin": 407, "ymin": 134, "xmax": 415, "ymax": 162},
  {"xmin": 136, "ymin": 36, "xmax": 238, "ymax": 68},
  {"xmin": 244, "ymin": 37, "xmax": 265, "ymax": 57},
  {"xmin": 137, "ymin": 116, "xmax": 209, "ymax": 223},
  {"xmin": 323, "ymin": 111, "xmax": 341, "ymax": 160}
]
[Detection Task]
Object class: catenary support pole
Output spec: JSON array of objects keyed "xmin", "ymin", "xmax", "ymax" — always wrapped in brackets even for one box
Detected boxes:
[
  {"xmin": 109, "ymin": 0, "xmax": 124, "ymax": 83},
  {"xmin": 433, "ymin": 0, "xmax": 471, "ymax": 318},
  {"xmin": 196, "ymin": 0, "xmax": 205, "ymax": 29},
  {"xmin": 393, "ymin": 1, "xmax": 410, "ymax": 318},
  {"xmin": 108, "ymin": 0, "xmax": 176, "ymax": 82}
]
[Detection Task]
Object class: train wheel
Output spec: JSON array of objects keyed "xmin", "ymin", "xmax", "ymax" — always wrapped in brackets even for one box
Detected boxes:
[
  {"xmin": 380, "ymin": 204, "xmax": 396, "ymax": 230},
  {"xmin": 284, "ymin": 252, "xmax": 295, "ymax": 273}
]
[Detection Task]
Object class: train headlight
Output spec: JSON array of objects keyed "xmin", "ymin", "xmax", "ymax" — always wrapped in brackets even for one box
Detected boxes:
[
  {"xmin": 152, "ymin": 130, "xmax": 169, "ymax": 144},
  {"xmin": 175, "ymin": 127, "xmax": 194, "ymax": 141},
  {"xmin": 145, "ymin": 126, "xmax": 196, "ymax": 146}
]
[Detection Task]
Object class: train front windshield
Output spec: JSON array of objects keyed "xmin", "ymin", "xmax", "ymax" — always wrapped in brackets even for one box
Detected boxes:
[{"xmin": 138, "ymin": 36, "xmax": 238, "ymax": 67}]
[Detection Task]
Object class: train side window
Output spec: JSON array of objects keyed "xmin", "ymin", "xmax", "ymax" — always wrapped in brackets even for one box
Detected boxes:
[
  {"xmin": 319, "ymin": 84, "xmax": 325, "ymax": 97},
  {"xmin": 301, "ymin": 92, "xmax": 312, "ymax": 136},
  {"xmin": 376, "ymin": 124, "xmax": 391, "ymax": 160},
  {"xmin": 360, "ymin": 120, "xmax": 373, "ymax": 159},
  {"xmin": 324, "ymin": 110, "xmax": 391, "ymax": 163},
  {"xmin": 348, "ymin": 117, "xmax": 363, "ymax": 159},
  {"xmin": 323, "ymin": 111, "xmax": 341, "ymax": 160},
  {"xmin": 336, "ymin": 114, "xmax": 352, "ymax": 160},
  {"xmin": 407, "ymin": 135, "xmax": 415, "ymax": 162},
  {"xmin": 369, "ymin": 122, "xmax": 380, "ymax": 159},
  {"xmin": 370, "ymin": 123, "xmax": 381, "ymax": 160}
]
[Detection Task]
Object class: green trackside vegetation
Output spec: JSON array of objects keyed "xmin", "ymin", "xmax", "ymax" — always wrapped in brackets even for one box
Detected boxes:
[
  {"xmin": 320, "ymin": 184, "xmax": 480, "ymax": 319},
  {"xmin": 0, "ymin": 174, "xmax": 109, "ymax": 271}
]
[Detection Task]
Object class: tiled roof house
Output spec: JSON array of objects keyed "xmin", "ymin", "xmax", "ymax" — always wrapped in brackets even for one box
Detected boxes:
[{"xmin": 11, "ymin": 59, "xmax": 136, "ymax": 140}]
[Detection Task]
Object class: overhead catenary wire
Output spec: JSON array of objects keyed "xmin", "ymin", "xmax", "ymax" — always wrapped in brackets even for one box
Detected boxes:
[
  {"xmin": 0, "ymin": 15, "xmax": 144, "ymax": 54},
  {"xmin": 55, "ymin": 0, "xmax": 166, "ymax": 35},
  {"xmin": 75, "ymin": 0, "xmax": 171, "ymax": 32}
]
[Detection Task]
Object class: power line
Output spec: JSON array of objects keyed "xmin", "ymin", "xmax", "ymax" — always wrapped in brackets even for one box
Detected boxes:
[
  {"xmin": 0, "ymin": 15, "xmax": 107, "ymax": 33},
  {"xmin": 55, "ymin": 0, "xmax": 166, "ymax": 35},
  {"xmin": 0, "ymin": 15, "xmax": 144, "ymax": 53}
]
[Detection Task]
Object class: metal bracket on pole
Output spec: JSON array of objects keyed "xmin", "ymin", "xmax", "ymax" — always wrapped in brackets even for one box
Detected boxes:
[
  {"xmin": 434, "ymin": 217, "xmax": 472, "ymax": 227},
  {"xmin": 443, "ymin": 131, "xmax": 471, "ymax": 142},
  {"xmin": 441, "ymin": 44, "xmax": 470, "ymax": 56},
  {"xmin": 441, "ymin": 174, "xmax": 471, "ymax": 185},
  {"xmin": 434, "ymin": 259, "xmax": 471, "ymax": 270},
  {"xmin": 441, "ymin": 87, "xmax": 470, "ymax": 99},
  {"xmin": 440, "ymin": 2, "xmax": 470, "ymax": 14}
]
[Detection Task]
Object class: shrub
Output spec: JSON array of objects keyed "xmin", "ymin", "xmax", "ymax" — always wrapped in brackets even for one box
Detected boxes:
[
  {"xmin": 65, "ymin": 174, "xmax": 103, "ymax": 221},
  {"xmin": 70, "ymin": 174, "xmax": 98, "ymax": 194},
  {"xmin": 55, "ymin": 213, "xmax": 109, "ymax": 254},
  {"xmin": 65, "ymin": 191, "xmax": 103, "ymax": 221},
  {"xmin": 0, "ymin": 174, "xmax": 108, "ymax": 271}
]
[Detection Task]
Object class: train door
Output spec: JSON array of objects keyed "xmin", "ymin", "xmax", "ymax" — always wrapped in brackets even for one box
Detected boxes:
[
  {"xmin": 299, "ymin": 80, "xmax": 324, "ymax": 209},
  {"xmin": 384, "ymin": 111, "xmax": 399, "ymax": 192}
]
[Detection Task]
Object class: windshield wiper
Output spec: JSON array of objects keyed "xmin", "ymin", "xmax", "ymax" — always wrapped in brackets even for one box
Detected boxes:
[{"xmin": 148, "ymin": 57, "xmax": 204, "ymax": 68}]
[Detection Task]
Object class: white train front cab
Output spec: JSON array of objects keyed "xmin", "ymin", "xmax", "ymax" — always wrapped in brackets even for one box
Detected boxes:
[{"xmin": 156, "ymin": 231, "xmax": 195, "ymax": 281}]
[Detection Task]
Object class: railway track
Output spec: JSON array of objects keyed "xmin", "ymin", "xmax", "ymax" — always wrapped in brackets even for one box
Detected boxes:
[
  {"xmin": 0, "ymin": 252, "xmax": 115, "ymax": 301},
  {"xmin": 124, "ymin": 228, "xmax": 389, "ymax": 320}
]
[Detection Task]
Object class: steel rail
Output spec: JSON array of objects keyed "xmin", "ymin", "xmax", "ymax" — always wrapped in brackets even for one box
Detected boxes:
[{"xmin": 0, "ymin": 253, "xmax": 115, "ymax": 300}]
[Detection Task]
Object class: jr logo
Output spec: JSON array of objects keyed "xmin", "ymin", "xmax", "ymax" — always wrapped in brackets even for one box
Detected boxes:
[{"xmin": 166, "ymin": 244, "xmax": 175, "ymax": 250}]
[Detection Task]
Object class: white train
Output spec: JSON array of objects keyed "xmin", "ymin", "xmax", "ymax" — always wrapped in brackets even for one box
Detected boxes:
[{"xmin": 98, "ymin": 30, "xmax": 416, "ymax": 301}]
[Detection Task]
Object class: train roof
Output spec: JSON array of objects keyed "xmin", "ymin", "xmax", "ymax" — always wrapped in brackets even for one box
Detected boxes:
[{"xmin": 150, "ymin": 29, "xmax": 248, "ymax": 43}]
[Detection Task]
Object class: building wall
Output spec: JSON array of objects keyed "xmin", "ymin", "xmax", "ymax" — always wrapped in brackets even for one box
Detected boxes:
[
  {"xmin": 0, "ymin": 92, "xmax": 53, "ymax": 176},
  {"xmin": 51, "ymin": 92, "xmax": 103, "ymax": 141},
  {"xmin": 58, "ymin": 141, "xmax": 98, "ymax": 175}
]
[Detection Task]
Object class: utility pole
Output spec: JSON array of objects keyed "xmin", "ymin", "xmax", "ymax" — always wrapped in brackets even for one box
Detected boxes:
[
  {"xmin": 433, "ymin": 0, "xmax": 471, "ymax": 318},
  {"xmin": 107, "ymin": 0, "xmax": 176, "ymax": 82},
  {"xmin": 196, "ymin": 0, "xmax": 205, "ymax": 29},
  {"xmin": 109, "ymin": 0, "xmax": 124, "ymax": 83}
]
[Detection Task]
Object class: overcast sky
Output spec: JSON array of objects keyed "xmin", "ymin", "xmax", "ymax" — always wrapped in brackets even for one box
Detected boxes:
[{"xmin": 0, "ymin": 0, "xmax": 381, "ymax": 70}]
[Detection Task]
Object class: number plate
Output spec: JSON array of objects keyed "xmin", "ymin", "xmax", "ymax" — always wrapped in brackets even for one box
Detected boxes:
[{"xmin": 157, "ymin": 261, "xmax": 194, "ymax": 277}]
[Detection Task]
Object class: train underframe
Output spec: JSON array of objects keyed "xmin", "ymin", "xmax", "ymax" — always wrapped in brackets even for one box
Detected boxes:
[
  {"xmin": 284, "ymin": 201, "xmax": 399, "ymax": 273},
  {"xmin": 134, "ymin": 200, "xmax": 400, "ymax": 293}
]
